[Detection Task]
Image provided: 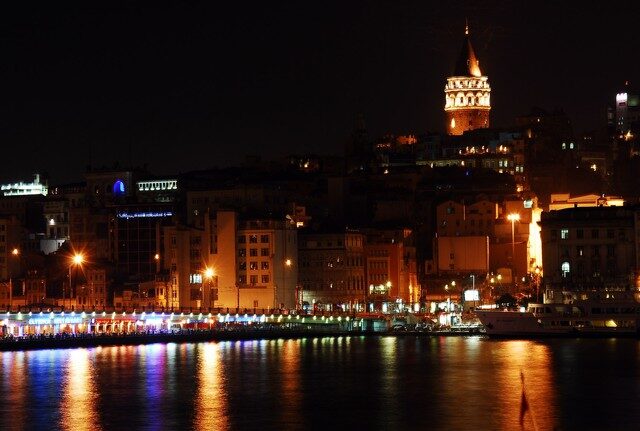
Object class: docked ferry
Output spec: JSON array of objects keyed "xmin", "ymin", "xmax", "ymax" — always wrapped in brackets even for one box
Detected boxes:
[{"xmin": 476, "ymin": 289, "xmax": 640, "ymax": 337}]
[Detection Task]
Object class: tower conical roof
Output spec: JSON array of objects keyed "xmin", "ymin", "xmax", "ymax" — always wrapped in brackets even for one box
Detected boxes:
[{"xmin": 453, "ymin": 22, "xmax": 482, "ymax": 77}]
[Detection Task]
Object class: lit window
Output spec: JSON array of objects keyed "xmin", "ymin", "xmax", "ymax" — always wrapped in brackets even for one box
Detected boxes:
[
  {"xmin": 561, "ymin": 262, "xmax": 570, "ymax": 278},
  {"xmin": 560, "ymin": 229, "xmax": 569, "ymax": 239},
  {"xmin": 562, "ymin": 143, "xmax": 566, "ymax": 150},
  {"xmin": 569, "ymin": 142, "xmax": 574, "ymax": 149}
]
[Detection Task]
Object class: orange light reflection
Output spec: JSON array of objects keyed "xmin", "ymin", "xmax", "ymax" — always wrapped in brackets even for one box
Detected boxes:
[{"xmin": 194, "ymin": 342, "xmax": 228, "ymax": 429}]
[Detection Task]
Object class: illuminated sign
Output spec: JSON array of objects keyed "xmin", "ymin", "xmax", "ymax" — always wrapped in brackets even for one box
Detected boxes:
[
  {"xmin": 464, "ymin": 290, "xmax": 480, "ymax": 301},
  {"xmin": 28, "ymin": 317, "xmax": 83, "ymax": 325},
  {"xmin": 1, "ymin": 174, "xmax": 48, "ymax": 196},
  {"xmin": 113, "ymin": 180, "xmax": 126, "ymax": 196},
  {"xmin": 137, "ymin": 180, "xmax": 178, "ymax": 192},
  {"xmin": 117, "ymin": 211, "xmax": 173, "ymax": 219},
  {"xmin": 616, "ymin": 92, "xmax": 628, "ymax": 104},
  {"xmin": 523, "ymin": 199, "xmax": 533, "ymax": 209}
]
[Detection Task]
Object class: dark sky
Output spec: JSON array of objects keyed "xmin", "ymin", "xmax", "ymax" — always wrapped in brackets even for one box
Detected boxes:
[{"xmin": 2, "ymin": 1, "xmax": 640, "ymax": 184}]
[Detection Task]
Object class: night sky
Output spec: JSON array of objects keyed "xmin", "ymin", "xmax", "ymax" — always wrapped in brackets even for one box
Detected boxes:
[{"xmin": 2, "ymin": 1, "xmax": 639, "ymax": 183}]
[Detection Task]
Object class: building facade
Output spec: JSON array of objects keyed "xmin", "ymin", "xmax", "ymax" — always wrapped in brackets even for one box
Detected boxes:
[{"xmin": 540, "ymin": 207, "xmax": 636, "ymax": 290}]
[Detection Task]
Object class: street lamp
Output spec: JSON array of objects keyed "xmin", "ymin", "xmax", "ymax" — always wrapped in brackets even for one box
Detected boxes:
[
  {"xmin": 507, "ymin": 213, "xmax": 520, "ymax": 276},
  {"xmin": 204, "ymin": 267, "xmax": 216, "ymax": 310},
  {"xmin": 534, "ymin": 266, "xmax": 542, "ymax": 302},
  {"xmin": 9, "ymin": 248, "xmax": 19, "ymax": 308},
  {"xmin": 68, "ymin": 253, "xmax": 84, "ymax": 310},
  {"xmin": 280, "ymin": 258, "xmax": 292, "ymax": 311}
]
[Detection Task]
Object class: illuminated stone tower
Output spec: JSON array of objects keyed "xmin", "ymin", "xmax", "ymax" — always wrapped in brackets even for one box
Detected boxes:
[{"xmin": 444, "ymin": 22, "xmax": 491, "ymax": 135}]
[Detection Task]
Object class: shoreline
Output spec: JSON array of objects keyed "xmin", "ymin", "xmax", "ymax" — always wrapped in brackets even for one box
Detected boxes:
[{"xmin": 0, "ymin": 329, "xmax": 484, "ymax": 352}]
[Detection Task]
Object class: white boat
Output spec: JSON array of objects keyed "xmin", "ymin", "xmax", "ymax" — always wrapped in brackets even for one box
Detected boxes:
[{"xmin": 476, "ymin": 289, "xmax": 640, "ymax": 337}]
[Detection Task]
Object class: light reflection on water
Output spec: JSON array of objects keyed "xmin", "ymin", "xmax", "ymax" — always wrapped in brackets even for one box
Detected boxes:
[
  {"xmin": 1, "ymin": 337, "xmax": 639, "ymax": 430},
  {"xmin": 60, "ymin": 349, "xmax": 101, "ymax": 431}
]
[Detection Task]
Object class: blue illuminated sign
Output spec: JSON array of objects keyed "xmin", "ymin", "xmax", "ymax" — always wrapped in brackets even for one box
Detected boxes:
[
  {"xmin": 113, "ymin": 180, "xmax": 126, "ymax": 196},
  {"xmin": 117, "ymin": 211, "xmax": 173, "ymax": 219}
]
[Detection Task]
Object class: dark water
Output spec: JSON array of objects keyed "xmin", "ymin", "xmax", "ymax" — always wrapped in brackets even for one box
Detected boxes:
[{"xmin": 1, "ymin": 336, "xmax": 638, "ymax": 431}]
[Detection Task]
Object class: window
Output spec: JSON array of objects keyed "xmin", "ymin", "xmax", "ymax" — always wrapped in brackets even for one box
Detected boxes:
[
  {"xmin": 550, "ymin": 230, "xmax": 557, "ymax": 240},
  {"xmin": 261, "ymin": 275, "xmax": 269, "ymax": 283},
  {"xmin": 561, "ymin": 262, "xmax": 570, "ymax": 278},
  {"xmin": 577, "ymin": 246, "xmax": 584, "ymax": 257},
  {"xmin": 238, "ymin": 249, "xmax": 246, "ymax": 257},
  {"xmin": 250, "ymin": 275, "xmax": 258, "ymax": 284},
  {"xmin": 238, "ymin": 275, "xmax": 246, "ymax": 284},
  {"xmin": 239, "ymin": 262, "xmax": 246, "ymax": 270},
  {"xmin": 249, "ymin": 235, "xmax": 258, "ymax": 243},
  {"xmin": 591, "ymin": 229, "xmax": 599, "ymax": 239},
  {"xmin": 261, "ymin": 248, "xmax": 269, "ymax": 256},
  {"xmin": 607, "ymin": 229, "xmax": 614, "ymax": 239},
  {"xmin": 576, "ymin": 229, "xmax": 583, "ymax": 239},
  {"xmin": 607, "ymin": 245, "xmax": 615, "ymax": 257},
  {"xmin": 238, "ymin": 235, "xmax": 246, "ymax": 244},
  {"xmin": 592, "ymin": 245, "xmax": 600, "ymax": 257},
  {"xmin": 250, "ymin": 248, "xmax": 258, "ymax": 257},
  {"xmin": 261, "ymin": 261, "xmax": 269, "ymax": 270},
  {"xmin": 446, "ymin": 206, "xmax": 455, "ymax": 214},
  {"xmin": 261, "ymin": 235, "xmax": 269, "ymax": 243},
  {"xmin": 249, "ymin": 262, "xmax": 258, "ymax": 270},
  {"xmin": 560, "ymin": 229, "xmax": 569, "ymax": 240}
]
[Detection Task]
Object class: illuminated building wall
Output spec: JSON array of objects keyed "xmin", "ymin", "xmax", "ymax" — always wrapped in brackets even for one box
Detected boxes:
[
  {"xmin": 444, "ymin": 24, "xmax": 491, "ymax": 135},
  {"xmin": 24, "ymin": 270, "xmax": 46, "ymax": 306},
  {"xmin": 435, "ymin": 236, "xmax": 489, "ymax": 274},
  {"xmin": 364, "ymin": 242, "xmax": 406, "ymax": 306},
  {"xmin": 540, "ymin": 207, "xmax": 635, "ymax": 288},
  {"xmin": 163, "ymin": 211, "xmax": 297, "ymax": 310},
  {"xmin": 298, "ymin": 231, "xmax": 365, "ymax": 310},
  {"xmin": 436, "ymin": 200, "xmax": 498, "ymax": 237},
  {"xmin": 236, "ymin": 219, "xmax": 297, "ymax": 309},
  {"xmin": 75, "ymin": 268, "xmax": 107, "ymax": 309}
]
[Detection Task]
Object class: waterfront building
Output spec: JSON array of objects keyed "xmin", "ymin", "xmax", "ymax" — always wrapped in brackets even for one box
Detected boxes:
[
  {"xmin": 24, "ymin": 270, "xmax": 46, "ymax": 306},
  {"xmin": 298, "ymin": 229, "xmax": 365, "ymax": 311},
  {"xmin": 539, "ymin": 206, "xmax": 636, "ymax": 290},
  {"xmin": 163, "ymin": 210, "xmax": 298, "ymax": 310},
  {"xmin": 75, "ymin": 267, "xmax": 107, "ymax": 309},
  {"xmin": 364, "ymin": 229, "xmax": 418, "ymax": 311}
]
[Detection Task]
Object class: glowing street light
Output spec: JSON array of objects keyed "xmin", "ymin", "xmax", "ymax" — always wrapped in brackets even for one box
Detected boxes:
[
  {"xmin": 204, "ymin": 267, "xmax": 217, "ymax": 309},
  {"xmin": 68, "ymin": 253, "xmax": 84, "ymax": 310},
  {"xmin": 507, "ymin": 213, "xmax": 520, "ymax": 275}
]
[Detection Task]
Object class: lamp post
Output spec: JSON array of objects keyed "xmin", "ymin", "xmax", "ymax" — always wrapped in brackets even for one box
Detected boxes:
[
  {"xmin": 507, "ymin": 213, "xmax": 520, "ymax": 278},
  {"xmin": 282, "ymin": 258, "xmax": 292, "ymax": 311},
  {"xmin": 204, "ymin": 267, "xmax": 216, "ymax": 311},
  {"xmin": 534, "ymin": 266, "xmax": 542, "ymax": 302},
  {"xmin": 69, "ymin": 253, "xmax": 84, "ymax": 311},
  {"xmin": 9, "ymin": 248, "xmax": 19, "ymax": 308}
]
